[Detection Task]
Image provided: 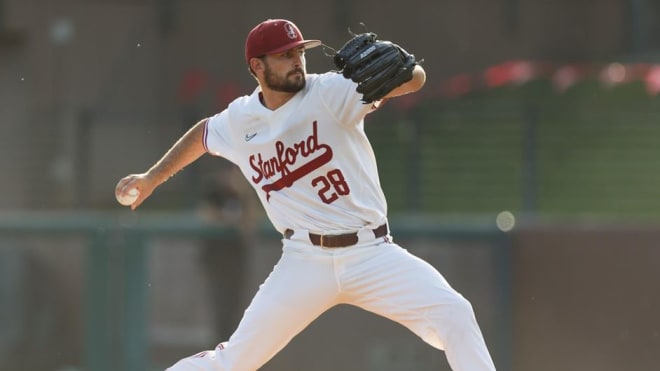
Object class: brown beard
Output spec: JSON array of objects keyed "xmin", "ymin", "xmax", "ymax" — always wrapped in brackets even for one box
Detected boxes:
[{"xmin": 263, "ymin": 63, "xmax": 306, "ymax": 93}]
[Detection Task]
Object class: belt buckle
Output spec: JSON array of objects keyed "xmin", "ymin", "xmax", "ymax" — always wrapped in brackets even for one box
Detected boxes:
[{"xmin": 320, "ymin": 234, "xmax": 327, "ymax": 247}]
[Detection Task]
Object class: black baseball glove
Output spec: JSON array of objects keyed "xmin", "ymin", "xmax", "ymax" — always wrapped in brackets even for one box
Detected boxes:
[{"xmin": 333, "ymin": 32, "xmax": 418, "ymax": 103}]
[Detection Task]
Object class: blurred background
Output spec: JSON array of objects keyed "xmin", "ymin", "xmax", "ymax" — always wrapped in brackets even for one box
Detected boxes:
[{"xmin": 1, "ymin": 0, "xmax": 660, "ymax": 370}]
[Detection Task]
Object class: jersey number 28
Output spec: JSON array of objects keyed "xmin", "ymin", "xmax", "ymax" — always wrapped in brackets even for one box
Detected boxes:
[{"xmin": 311, "ymin": 169, "xmax": 350, "ymax": 204}]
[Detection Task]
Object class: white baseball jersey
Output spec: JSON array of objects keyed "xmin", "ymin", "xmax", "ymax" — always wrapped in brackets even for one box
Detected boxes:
[{"xmin": 204, "ymin": 72, "xmax": 388, "ymax": 234}]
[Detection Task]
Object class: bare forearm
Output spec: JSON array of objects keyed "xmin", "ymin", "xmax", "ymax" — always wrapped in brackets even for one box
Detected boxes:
[
  {"xmin": 115, "ymin": 118, "xmax": 209, "ymax": 209},
  {"xmin": 147, "ymin": 119, "xmax": 208, "ymax": 186},
  {"xmin": 384, "ymin": 65, "xmax": 426, "ymax": 99}
]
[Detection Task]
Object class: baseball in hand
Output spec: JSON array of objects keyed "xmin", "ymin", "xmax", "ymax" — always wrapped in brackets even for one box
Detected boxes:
[{"xmin": 117, "ymin": 188, "xmax": 140, "ymax": 206}]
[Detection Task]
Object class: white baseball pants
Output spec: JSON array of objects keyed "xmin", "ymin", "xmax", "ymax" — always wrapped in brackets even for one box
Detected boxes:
[{"xmin": 167, "ymin": 229, "xmax": 496, "ymax": 371}]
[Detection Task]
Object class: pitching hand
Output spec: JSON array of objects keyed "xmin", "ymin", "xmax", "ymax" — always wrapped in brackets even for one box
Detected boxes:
[{"xmin": 114, "ymin": 173, "xmax": 157, "ymax": 210}]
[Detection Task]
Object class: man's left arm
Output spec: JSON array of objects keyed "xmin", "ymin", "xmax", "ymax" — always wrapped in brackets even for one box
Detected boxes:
[
  {"xmin": 383, "ymin": 64, "xmax": 426, "ymax": 99},
  {"xmin": 332, "ymin": 33, "xmax": 426, "ymax": 104}
]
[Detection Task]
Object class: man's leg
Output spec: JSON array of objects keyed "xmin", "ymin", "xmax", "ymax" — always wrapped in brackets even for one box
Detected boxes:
[
  {"xmin": 344, "ymin": 242, "xmax": 496, "ymax": 371},
  {"xmin": 168, "ymin": 244, "xmax": 340, "ymax": 371}
]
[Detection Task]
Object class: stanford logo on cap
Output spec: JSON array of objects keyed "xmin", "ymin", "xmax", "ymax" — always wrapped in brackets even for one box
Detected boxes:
[{"xmin": 284, "ymin": 23, "xmax": 298, "ymax": 39}]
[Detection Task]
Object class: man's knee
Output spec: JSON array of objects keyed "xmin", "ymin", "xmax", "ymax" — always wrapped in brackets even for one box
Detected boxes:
[{"xmin": 422, "ymin": 294, "xmax": 480, "ymax": 348}]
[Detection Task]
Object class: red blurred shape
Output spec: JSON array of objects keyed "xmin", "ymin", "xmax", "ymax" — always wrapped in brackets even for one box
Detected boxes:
[
  {"xmin": 484, "ymin": 60, "xmax": 536, "ymax": 88},
  {"xmin": 215, "ymin": 82, "xmax": 242, "ymax": 109},
  {"xmin": 441, "ymin": 73, "xmax": 473, "ymax": 98},
  {"xmin": 552, "ymin": 65, "xmax": 580, "ymax": 92},
  {"xmin": 509, "ymin": 60, "xmax": 535, "ymax": 84},
  {"xmin": 599, "ymin": 63, "xmax": 627, "ymax": 87},
  {"xmin": 644, "ymin": 65, "xmax": 660, "ymax": 96},
  {"xmin": 484, "ymin": 62, "xmax": 512, "ymax": 87},
  {"xmin": 178, "ymin": 68, "xmax": 209, "ymax": 104}
]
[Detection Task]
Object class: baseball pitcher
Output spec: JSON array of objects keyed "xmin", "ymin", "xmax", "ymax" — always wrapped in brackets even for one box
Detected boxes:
[{"xmin": 115, "ymin": 19, "xmax": 496, "ymax": 371}]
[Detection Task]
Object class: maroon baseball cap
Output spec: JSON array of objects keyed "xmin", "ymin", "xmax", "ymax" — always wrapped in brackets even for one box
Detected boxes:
[{"xmin": 245, "ymin": 19, "xmax": 321, "ymax": 64}]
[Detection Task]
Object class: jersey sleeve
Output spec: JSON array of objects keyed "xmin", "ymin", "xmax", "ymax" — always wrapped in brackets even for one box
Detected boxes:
[
  {"xmin": 316, "ymin": 73, "xmax": 376, "ymax": 127},
  {"xmin": 203, "ymin": 110, "xmax": 237, "ymax": 163}
]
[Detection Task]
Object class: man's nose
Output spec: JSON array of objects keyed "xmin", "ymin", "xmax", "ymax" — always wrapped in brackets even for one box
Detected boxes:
[{"xmin": 292, "ymin": 53, "xmax": 303, "ymax": 67}]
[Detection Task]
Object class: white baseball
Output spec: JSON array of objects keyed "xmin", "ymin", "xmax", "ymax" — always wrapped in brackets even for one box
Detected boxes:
[{"xmin": 117, "ymin": 188, "xmax": 140, "ymax": 206}]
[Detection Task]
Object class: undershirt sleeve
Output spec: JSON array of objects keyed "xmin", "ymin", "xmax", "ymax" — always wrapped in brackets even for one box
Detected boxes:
[{"xmin": 203, "ymin": 110, "xmax": 236, "ymax": 163}]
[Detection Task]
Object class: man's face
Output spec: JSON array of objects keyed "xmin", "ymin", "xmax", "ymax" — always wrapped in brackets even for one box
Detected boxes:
[{"xmin": 262, "ymin": 46, "xmax": 307, "ymax": 93}]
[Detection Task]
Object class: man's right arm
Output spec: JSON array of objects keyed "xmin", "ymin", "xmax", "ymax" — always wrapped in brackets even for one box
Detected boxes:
[{"xmin": 115, "ymin": 118, "xmax": 209, "ymax": 210}]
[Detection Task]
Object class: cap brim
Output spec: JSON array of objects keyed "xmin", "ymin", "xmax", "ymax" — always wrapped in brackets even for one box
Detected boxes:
[{"xmin": 265, "ymin": 40, "xmax": 322, "ymax": 56}]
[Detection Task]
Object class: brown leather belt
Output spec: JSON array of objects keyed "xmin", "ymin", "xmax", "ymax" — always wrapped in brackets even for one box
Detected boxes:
[{"xmin": 283, "ymin": 223, "xmax": 388, "ymax": 248}]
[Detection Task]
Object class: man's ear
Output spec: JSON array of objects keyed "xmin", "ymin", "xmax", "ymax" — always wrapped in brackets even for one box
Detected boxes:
[{"xmin": 250, "ymin": 58, "xmax": 265, "ymax": 75}]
